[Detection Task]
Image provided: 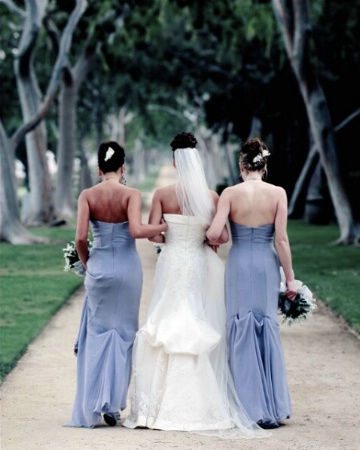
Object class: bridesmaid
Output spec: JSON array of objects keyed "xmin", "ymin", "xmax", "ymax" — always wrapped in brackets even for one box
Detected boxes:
[
  {"xmin": 66, "ymin": 141, "xmax": 167, "ymax": 428},
  {"xmin": 206, "ymin": 138, "xmax": 297, "ymax": 429}
]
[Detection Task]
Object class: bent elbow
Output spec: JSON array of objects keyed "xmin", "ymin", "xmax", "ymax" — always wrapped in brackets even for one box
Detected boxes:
[
  {"xmin": 219, "ymin": 235, "xmax": 229, "ymax": 244},
  {"xmin": 129, "ymin": 225, "xmax": 143, "ymax": 239},
  {"xmin": 130, "ymin": 230, "xmax": 141, "ymax": 239}
]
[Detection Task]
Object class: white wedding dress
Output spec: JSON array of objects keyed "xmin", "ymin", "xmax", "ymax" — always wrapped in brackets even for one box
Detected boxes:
[{"xmin": 123, "ymin": 214, "xmax": 268, "ymax": 439}]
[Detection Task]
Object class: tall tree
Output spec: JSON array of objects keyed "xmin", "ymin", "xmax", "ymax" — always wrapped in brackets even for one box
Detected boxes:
[
  {"xmin": 14, "ymin": 0, "xmax": 52, "ymax": 225},
  {"xmin": 272, "ymin": 0, "xmax": 359, "ymax": 244},
  {"xmin": 0, "ymin": 0, "xmax": 87, "ymax": 242},
  {"xmin": 48, "ymin": 2, "xmax": 129, "ymax": 218},
  {"xmin": 3, "ymin": 0, "xmax": 87, "ymax": 225}
]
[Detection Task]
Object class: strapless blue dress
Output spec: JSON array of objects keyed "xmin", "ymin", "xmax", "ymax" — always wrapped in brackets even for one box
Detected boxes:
[
  {"xmin": 66, "ymin": 220, "xmax": 143, "ymax": 428},
  {"xmin": 225, "ymin": 221, "xmax": 291, "ymax": 427}
]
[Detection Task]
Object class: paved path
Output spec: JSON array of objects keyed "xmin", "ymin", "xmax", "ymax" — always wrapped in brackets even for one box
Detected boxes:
[{"xmin": 1, "ymin": 166, "xmax": 360, "ymax": 450}]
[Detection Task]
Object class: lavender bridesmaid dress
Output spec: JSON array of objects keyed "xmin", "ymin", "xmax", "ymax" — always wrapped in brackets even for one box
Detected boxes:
[
  {"xmin": 66, "ymin": 220, "xmax": 142, "ymax": 428},
  {"xmin": 225, "ymin": 221, "xmax": 291, "ymax": 427}
]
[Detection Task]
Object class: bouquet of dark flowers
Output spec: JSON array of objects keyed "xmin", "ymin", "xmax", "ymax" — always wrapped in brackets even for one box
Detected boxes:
[
  {"xmin": 278, "ymin": 268, "xmax": 317, "ymax": 325},
  {"xmin": 63, "ymin": 240, "xmax": 92, "ymax": 276}
]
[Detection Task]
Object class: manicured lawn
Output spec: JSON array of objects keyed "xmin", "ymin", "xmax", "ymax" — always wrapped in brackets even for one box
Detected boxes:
[
  {"xmin": 0, "ymin": 225, "xmax": 83, "ymax": 381},
  {"xmin": 288, "ymin": 220, "xmax": 360, "ymax": 334}
]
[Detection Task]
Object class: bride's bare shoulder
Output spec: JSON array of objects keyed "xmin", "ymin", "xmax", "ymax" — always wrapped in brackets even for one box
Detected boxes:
[{"xmin": 154, "ymin": 184, "xmax": 177, "ymax": 196}]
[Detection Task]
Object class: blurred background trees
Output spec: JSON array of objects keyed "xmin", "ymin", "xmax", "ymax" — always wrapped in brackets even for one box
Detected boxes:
[{"xmin": 1, "ymin": 0, "xmax": 359, "ymax": 244}]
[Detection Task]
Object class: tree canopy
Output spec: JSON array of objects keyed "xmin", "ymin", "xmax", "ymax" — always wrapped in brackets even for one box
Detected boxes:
[{"xmin": 1, "ymin": 0, "xmax": 359, "ymax": 243}]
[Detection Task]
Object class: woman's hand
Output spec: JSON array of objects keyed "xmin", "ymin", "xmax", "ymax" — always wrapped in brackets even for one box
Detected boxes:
[
  {"xmin": 285, "ymin": 280, "xmax": 297, "ymax": 301},
  {"xmin": 149, "ymin": 233, "xmax": 165, "ymax": 244},
  {"xmin": 205, "ymin": 239, "xmax": 219, "ymax": 253},
  {"xmin": 160, "ymin": 218, "xmax": 168, "ymax": 233}
]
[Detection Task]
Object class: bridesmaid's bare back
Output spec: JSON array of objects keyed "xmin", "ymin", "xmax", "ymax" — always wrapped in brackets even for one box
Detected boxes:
[
  {"xmin": 227, "ymin": 181, "xmax": 283, "ymax": 227},
  {"xmin": 84, "ymin": 181, "xmax": 136, "ymax": 223}
]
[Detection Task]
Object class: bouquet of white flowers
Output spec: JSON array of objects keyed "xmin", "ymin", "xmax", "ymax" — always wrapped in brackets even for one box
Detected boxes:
[
  {"xmin": 63, "ymin": 240, "xmax": 92, "ymax": 276},
  {"xmin": 278, "ymin": 268, "xmax": 317, "ymax": 325}
]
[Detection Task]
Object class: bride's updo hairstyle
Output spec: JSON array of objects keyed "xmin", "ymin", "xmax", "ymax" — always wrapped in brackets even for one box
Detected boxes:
[
  {"xmin": 98, "ymin": 141, "xmax": 125, "ymax": 174},
  {"xmin": 240, "ymin": 137, "xmax": 270, "ymax": 172},
  {"xmin": 170, "ymin": 131, "xmax": 197, "ymax": 151}
]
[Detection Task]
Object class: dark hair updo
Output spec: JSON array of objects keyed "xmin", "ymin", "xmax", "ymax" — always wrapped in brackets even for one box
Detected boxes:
[
  {"xmin": 240, "ymin": 138, "xmax": 270, "ymax": 172},
  {"xmin": 97, "ymin": 141, "xmax": 125, "ymax": 174},
  {"xmin": 170, "ymin": 131, "xmax": 197, "ymax": 151}
]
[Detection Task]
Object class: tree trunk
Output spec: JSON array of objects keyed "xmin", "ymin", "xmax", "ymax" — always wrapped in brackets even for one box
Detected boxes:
[
  {"xmin": 223, "ymin": 141, "xmax": 238, "ymax": 187},
  {"xmin": 288, "ymin": 111, "xmax": 359, "ymax": 218},
  {"xmin": 208, "ymin": 134, "xmax": 228, "ymax": 189},
  {"xmin": 132, "ymin": 139, "xmax": 146, "ymax": 183},
  {"xmin": 304, "ymin": 160, "xmax": 332, "ymax": 225},
  {"xmin": 54, "ymin": 70, "xmax": 77, "ymax": 218},
  {"xmin": 78, "ymin": 139, "xmax": 93, "ymax": 192},
  {"xmin": 249, "ymin": 115, "xmax": 263, "ymax": 139},
  {"xmin": 14, "ymin": 0, "xmax": 54, "ymax": 225},
  {"xmin": 197, "ymin": 132, "xmax": 218, "ymax": 189},
  {"xmin": 0, "ymin": 121, "xmax": 45, "ymax": 243},
  {"xmin": 272, "ymin": 0, "xmax": 359, "ymax": 244},
  {"xmin": 55, "ymin": 48, "xmax": 97, "ymax": 218},
  {"xmin": 53, "ymin": 0, "xmax": 127, "ymax": 213},
  {"xmin": 197, "ymin": 127, "xmax": 233, "ymax": 189},
  {"xmin": 106, "ymin": 107, "xmax": 134, "ymax": 145},
  {"xmin": 288, "ymin": 143, "xmax": 318, "ymax": 218},
  {"xmin": 0, "ymin": 0, "xmax": 87, "ymax": 242}
]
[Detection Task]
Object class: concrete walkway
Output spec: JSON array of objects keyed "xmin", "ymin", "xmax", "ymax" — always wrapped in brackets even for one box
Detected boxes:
[{"xmin": 1, "ymin": 166, "xmax": 360, "ymax": 450}]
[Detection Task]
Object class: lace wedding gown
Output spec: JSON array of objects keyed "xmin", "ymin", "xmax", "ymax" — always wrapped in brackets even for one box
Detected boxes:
[{"xmin": 123, "ymin": 214, "xmax": 268, "ymax": 439}]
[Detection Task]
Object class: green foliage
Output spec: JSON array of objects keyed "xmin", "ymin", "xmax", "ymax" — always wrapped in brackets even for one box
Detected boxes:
[
  {"xmin": 0, "ymin": 226, "xmax": 83, "ymax": 381},
  {"xmin": 288, "ymin": 220, "xmax": 360, "ymax": 333},
  {"xmin": 2, "ymin": 0, "xmax": 360, "ymax": 220},
  {"xmin": 125, "ymin": 109, "xmax": 195, "ymax": 154}
]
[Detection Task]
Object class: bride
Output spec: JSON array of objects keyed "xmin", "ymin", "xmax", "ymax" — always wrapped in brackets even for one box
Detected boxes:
[{"xmin": 123, "ymin": 132, "xmax": 269, "ymax": 439}]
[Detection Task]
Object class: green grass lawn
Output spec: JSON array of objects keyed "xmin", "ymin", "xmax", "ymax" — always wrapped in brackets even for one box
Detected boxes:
[
  {"xmin": 288, "ymin": 220, "xmax": 360, "ymax": 333},
  {"xmin": 0, "ymin": 225, "xmax": 83, "ymax": 381},
  {"xmin": 0, "ymin": 218, "xmax": 359, "ymax": 382}
]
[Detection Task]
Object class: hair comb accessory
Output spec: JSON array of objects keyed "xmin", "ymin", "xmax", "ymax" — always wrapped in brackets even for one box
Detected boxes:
[
  {"xmin": 253, "ymin": 149, "xmax": 270, "ymax": 163},
  {"xmin": 104, "ymin": 147, "xmax": 115, "ymax": 161}
]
